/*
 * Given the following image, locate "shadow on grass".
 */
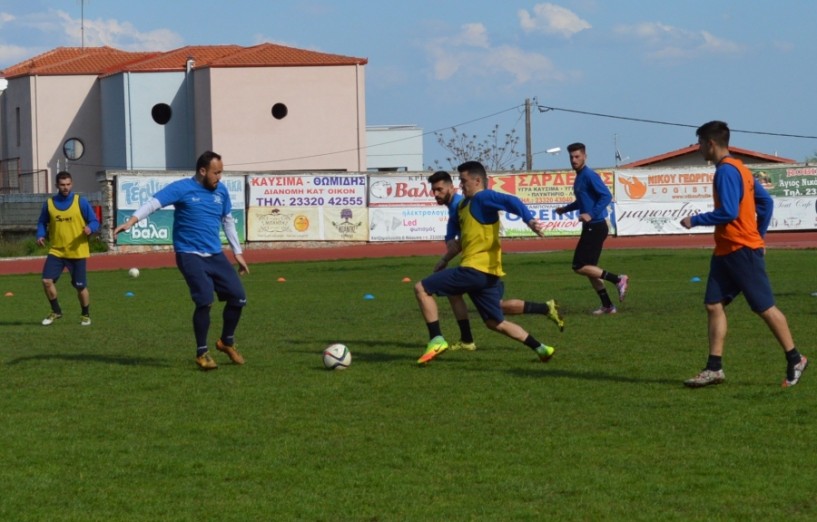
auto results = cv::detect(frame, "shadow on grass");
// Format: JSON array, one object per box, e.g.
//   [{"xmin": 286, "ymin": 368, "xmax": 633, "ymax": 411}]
[
  {"xmin": 5, "ymin": 354, "xmax": 170, "ymax": 367},
  {"xmin": 506, "ymin": 366, "xmax": 679, "ymax": 385}
]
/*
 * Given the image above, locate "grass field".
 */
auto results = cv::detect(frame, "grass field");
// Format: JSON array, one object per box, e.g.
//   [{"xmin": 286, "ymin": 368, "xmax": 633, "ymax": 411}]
[{"xmin": 1, "ymin": 248, "xmax": 816, "ymax": 521}]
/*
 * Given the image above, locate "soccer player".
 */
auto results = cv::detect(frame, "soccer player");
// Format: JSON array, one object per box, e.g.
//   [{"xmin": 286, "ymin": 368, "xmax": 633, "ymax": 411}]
[
  {"xmin": 416, "ymin": 161, "xmax": 556, "ymax": 365},
  {"xmin": 428, "ymin": 170, "xmax": 564, "ymax": 353},
  {"xmin": 114, "ymin": 151, "xmax": 249, "ymax": 371},
  {"xmin": 556, "ymin": 142, "xmax": 629, "ymax": 315},
  {"xmin": 680, "ymin": 120, "xmax": 808, "ymax": 388},
  {"xmin": 36, "ymin": 171, "xmax": 100, "ymax": 326}
]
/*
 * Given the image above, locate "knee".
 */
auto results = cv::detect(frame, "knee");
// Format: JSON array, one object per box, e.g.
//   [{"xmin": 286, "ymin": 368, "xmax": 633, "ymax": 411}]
[{"xmin": 414, "ymin": 281, "xmax": 427, "ymax": 297}]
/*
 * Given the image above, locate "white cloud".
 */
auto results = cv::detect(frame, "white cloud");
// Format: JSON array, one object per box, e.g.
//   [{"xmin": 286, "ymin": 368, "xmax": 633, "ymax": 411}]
[
  {"xmin": 518, "ymin": 3, "xmax": 591, "ymax": 38},
  {"xmin": 615, "ymin": 21, "xmax": 742, "ymax": 61},
  {"xmin": 0, "ymin": 43, "xmax": 33, "ymax": 66},
  {"xmin": 0, "ymin": 12, "xmax": 16, "ymax": 25},
  {"xmin": 55, "ymin": 10, "xmax": 182, "ymax": 51},
  {"xmin": 425, "ymin": 23, "xmax": 568, "ymax": 86}
]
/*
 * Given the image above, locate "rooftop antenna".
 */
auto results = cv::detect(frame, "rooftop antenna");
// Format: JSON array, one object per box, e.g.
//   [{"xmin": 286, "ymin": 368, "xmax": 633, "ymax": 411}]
[{"xmin": 79, "ymin": 0, "xmax": 86, "ymax": 48}]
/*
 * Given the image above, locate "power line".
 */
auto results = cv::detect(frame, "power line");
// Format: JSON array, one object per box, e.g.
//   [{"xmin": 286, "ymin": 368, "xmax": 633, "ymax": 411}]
[{"xmin": 537, "ymin": 104, "xmax": 817, "ymax": 140}]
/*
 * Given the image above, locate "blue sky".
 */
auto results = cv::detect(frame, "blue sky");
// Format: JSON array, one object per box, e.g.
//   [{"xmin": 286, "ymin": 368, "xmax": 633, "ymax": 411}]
[{"xmin": 1, "ymin": 0, "xmax": 816, "ymax": 169}]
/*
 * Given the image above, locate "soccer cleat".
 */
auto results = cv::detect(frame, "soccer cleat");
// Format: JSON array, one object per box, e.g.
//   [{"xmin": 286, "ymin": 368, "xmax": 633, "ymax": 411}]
[
  {"xmin": 42, "ymin": 312, "xmax": 62, "ymax": 326},
  {"xmin": 592, "ymin": 305, "xmax": 617, "ymax": 315},
  {"xmin": 80, "ymin": 315, "xmax": 91, "ymax": 326},
  {"xmin": 683, "ymin": 369, "xmax": 725, "ymax": 388},
  {"xmin": 546, "ymin": 299, "xmax": 565, "ymax": 332},
  {"xmin": 616, "ymin": 275, "xmax": 630, "ymax": 302},
  {"xmin": 449, "ymin": 341, "xmax": 477, "ymax": 351},
  {"xmin": 216, "ymin": 339, "xmax": 245, "ymax": 365},
  {"xmin": 196, "ymin": 352, "xmax": 218, "ymax": 371},
  {"xmin": 535, "ymin": 344, "xmax": 555, "ymax": 363},
  {"xmin": 418, "ymin": 335, "xmax": 448, "ymax": 364},
  {"xmin": 782, "ymin": 355, "xmax": 809, "ymax": 388}
]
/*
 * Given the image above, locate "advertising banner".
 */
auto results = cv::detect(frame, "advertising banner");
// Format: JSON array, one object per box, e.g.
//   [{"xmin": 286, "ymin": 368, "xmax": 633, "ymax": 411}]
[
  {"xmin": 368, "ymin": 206, "xmax": 449, "ymax": 241},
  {"xmin": 750, "ymin": 166, "xmax": 817, "ymax": 232},
  {"xmin": 246, "ymin": 173, "xmax": 367, "ymax": 241},
  {"xmin": 115, "ymin": 175, "xmax": 246, "ymax": 245},
  {"xmin": 368, "ymin": 174, "xmax": 436, "ymax": 207},
  {"xmin": 491, "ymin": 170, "xmax": 614, "ymax": 203}
]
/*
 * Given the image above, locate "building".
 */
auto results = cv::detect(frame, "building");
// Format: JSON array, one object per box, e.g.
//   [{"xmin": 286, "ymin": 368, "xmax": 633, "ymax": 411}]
[
  {"xmin": 620, "ymin": 144, "xmax": 795, "ymax": 169},
  {"xmin": 0, "ymin": 43, "xmax": 368, "ymax": 193},
  {"xmin": 365, "ymin": 125, "xmax": 423, "ymax": 172}
]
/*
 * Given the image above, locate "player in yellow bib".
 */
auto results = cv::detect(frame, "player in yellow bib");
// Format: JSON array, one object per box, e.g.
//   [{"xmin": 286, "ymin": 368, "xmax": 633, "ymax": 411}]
[
  {"xmin": 415, "ymin": 161, "xmax": 556, "ymax": 365},
  {"xmin": 36, "ymin": 171, "xmax": 100, "ymax": 326}
]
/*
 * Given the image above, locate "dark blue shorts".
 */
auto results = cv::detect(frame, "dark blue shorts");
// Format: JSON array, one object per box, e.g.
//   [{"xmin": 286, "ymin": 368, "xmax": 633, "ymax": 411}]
[
  {"xmin": 572, "ymin": 220, "xmax": 608, "ymax": 270},
  {"xmin": 42, "ymin": 255, "xmax": 87, "ymax": 289},
  {"xmin": 421, "ymin": 267, "xmax": 505, "ymax": 323},
  {"xmin": 705, "ymin": 247, "xmax": 774, "ymax": 313},
  {"xmin": 176, "ymin": 252, "xmax": 247, "ymax": 308}
]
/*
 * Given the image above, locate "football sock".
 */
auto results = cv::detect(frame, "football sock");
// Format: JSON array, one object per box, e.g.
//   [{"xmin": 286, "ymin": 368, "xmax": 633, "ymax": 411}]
[
  {"xmin": 785, "ymin": 348, "xmax": 802, "ymax": 380},
  {"xmin": 523, "ymin": 334, "xmax": 541, "ymax": 350},
  {"xmin": 81, "ymin": 305, "xmax": 89, "ymax": 316},
  {"xmin": 426, "ymin": 320, "xmax": 442, "ymax": 340},
  {"xmin": 457, "ymin": 319, "xmax": 474, "ymax": 343},
  {"xmin": 601, "ymin": 271, "xmax": 619, "ymax": 283},
  {"xmin": 193, "ymin": 305, "xmax": 211, "ymax": 349},
  {"xmin": 221, "ymin": 304, "xmax": 243, "ymax": 345},
  {"xmin": 523, "ymin": 301, "xmax": 548, "ymax": 314},
  {"xmin": 597, "ymin": 289, "xmax": 613, "ymax": 307},
  {"xmin": 196, "ymin": 346, "xmax": 209, "ymax": 357},
  {"xmin": 706, "ymin": 355, "xmax": 723, "ymax": 372},
  {"xmin": 49, "ymin": 298, "xmax": 61, "ymax": 314}
]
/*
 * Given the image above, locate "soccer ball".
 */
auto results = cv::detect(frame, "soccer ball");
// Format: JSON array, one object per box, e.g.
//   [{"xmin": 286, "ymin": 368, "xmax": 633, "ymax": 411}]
[
  {"xmin": 128, "ymin": 267, "xmax": 140, "ymax": 278},
  {"xmin": 323, "ymin": 343, "xmax": 351, "ymax": 370}
]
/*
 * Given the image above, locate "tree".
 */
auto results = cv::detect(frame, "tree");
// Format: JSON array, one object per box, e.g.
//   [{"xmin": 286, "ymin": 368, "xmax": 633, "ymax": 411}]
[{"xmin": 430, "ymin": 124, "xmax": 524, "ymax": 171}]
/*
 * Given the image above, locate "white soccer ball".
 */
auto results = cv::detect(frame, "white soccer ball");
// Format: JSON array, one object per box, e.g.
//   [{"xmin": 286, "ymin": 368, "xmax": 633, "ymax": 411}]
[
  {"xmin": 323, "ymin": 343, "xmax": 351, "ymax": 370},
  {"xmin": 128, "ymin": 267, "xmax": 140, "ymax": 278}
]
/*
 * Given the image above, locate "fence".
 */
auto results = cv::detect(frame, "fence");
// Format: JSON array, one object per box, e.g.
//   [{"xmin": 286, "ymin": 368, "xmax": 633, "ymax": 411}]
[{"xmin": 0, "ymin": 158, "xmax": 48, "ymax": 194}]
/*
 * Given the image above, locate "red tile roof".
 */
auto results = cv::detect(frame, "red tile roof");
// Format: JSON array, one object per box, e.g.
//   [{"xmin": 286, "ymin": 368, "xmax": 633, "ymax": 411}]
[
  {"xmin": 1, "ymin": 47, "xmax": 156, "ymax": 79},
  {"xmin": 2, "ymin": 44, "xmax": 368, "ymax": 79},
  {"xmin": 620, "ymin": 144, "xmax": 795, "ymax": 168}
]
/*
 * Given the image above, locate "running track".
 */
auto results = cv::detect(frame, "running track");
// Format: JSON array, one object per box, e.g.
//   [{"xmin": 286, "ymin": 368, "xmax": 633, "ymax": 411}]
[{"xmin": 2, "ymin": 232, "xmax": 815, "ymax": 276}]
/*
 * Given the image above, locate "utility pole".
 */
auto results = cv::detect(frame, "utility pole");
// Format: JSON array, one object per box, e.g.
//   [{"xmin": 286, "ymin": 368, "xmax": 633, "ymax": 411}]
[{"xmin": 525, "ymin": 98, "xmax": 532, "ymax": 171}]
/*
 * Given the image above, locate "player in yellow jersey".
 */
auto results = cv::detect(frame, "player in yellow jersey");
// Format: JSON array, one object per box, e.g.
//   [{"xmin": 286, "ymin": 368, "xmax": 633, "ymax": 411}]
[
  {"xmin": 36, "ymin": 171, "xmax": 100, "ymax": 326},
  {"xmin": 416, "ymin": 161, "xmax": 556, "ymax": 365}
]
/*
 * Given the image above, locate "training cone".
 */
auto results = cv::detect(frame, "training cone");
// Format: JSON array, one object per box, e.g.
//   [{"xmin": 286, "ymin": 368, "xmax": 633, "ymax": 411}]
[
  {"xmin": 4, "ymin": 291, "xmax": 13, "ymax": 297},
  {"xmin": 363, "ymin": 294, "xmax": 375, "ymax": 300},
  {"xmin": 125, "ymin": 291, "xmax": 135, "ymax": 297},
  {"xmin": 690, "ymin": 276, "xmax": 701, "ymax": 282},
  {"xmin": 277, "ymin": 277, "xmax": 286, "ymax": 283},
  {"xmin": 401, "ymin": 277, "xmax": 411, "ymax": 283}
]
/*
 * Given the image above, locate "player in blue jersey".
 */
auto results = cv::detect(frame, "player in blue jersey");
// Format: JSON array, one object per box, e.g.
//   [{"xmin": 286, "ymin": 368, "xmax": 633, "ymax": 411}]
[
  {"xmin": 114, "ymin": 151, "xmax": 249, "ymax": 371},
  {"xmin": 36, "ymin": 171, "xmax": 100, "ymax": 326},
  {"xmin": 417, "ymin": 162, "xmax": 557, "ymax": 365},
  {"xmin": 556, "ymin": 143, "xmax": 629, "ymax": 315},
  {"xmin": 427, "ymin": 170, "xmax": 564, "ymax": 353}
]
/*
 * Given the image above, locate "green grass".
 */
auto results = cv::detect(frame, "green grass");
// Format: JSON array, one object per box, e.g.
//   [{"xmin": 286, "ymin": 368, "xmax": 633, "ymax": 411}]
[{"xmin": 1, "ymin": 249, "xmax": 816, "ymax": 521}]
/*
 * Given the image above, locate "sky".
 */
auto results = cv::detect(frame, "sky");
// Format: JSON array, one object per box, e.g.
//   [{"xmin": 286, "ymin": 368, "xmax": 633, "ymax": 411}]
[{"xmin": 1, "ymin": 0, "xmax": 816, "ymax": 170}]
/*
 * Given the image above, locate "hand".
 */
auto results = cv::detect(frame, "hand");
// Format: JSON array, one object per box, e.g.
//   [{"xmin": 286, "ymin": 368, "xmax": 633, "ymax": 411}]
[
  {"xmin": 36, "ymin": 237, "xmax": 46, "ymax": 247},
  {"xmin": 235, "ymin": 254, "xmax": 250, "ymax": 275},
  {"xmin": 83, "ymin": 226, "xmax": 92, "ymax": 236},
  {"xmin": 434, "ymin": 257, "xmax": 448, "ymax": 272},
  {"xmin": 527, "ymin": 218, "xmax": 545, "ymax": 238},
  {"xmin": 579, "ymin": 213, "xmax": 592, "ymax": 223},
  {"xmin": 555, "ymin": 207, "xmax": 565, "ymax": 215},
  {"xmin": 680, "ymin": 217, "xmax": 693, "ymax": 229}
]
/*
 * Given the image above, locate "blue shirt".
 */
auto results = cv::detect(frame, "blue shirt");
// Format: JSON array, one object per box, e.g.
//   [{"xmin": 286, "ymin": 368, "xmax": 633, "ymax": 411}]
[
  {"xmin": 444, "ymin": 193, "xmax": 464, "ymax": 242},
  {"xmin": 37, "ymin": 191, "xmax": 100, "ymax": 238},
  {"xmin": 563, "ymin": 165, "xmax": 612, "ymax": 223},
  {"xmin": 451, "ymin": 189, "xmax": 534, "ymax": 237},
  {"xmin": 153, "ymin": 177, "xmax": 232, "ymax": 254},
  {"xmin": 690, "ymin": 159, "xmax": 773, "ymax": 236}
]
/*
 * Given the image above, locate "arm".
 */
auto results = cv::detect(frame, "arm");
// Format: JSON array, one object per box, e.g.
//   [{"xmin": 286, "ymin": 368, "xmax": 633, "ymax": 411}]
[
  {"xmin": 113, "ymin": 197, "xmax": 162, "ymax": 236},
  {"xmin": 589, "ymin": 174, "xmax": 613, "ymax": 219},
  {"xmin": 435, "ymin": 238, "xmax": 462, "ymax": 272},
  {"xmin": 754, "ymin": 179, "xmax": 773, "ymax": 236},
  {"xmin": 36, "ymin": 202, "xmax": 50, "ymax": 246},
  {"xmin": 477, "ymin": 191, "xmax": 544, "ymax": 237},
  {"xmin": 222, "ymin": 214, "xmax": 249, "ymax": 275},
  {"xmin": 79, "ymin": 198, "xmax": 100, "ymax": 235},
  {"xmin": 690, "ymin": 167, "xmax": 742, "ymax": 228}
]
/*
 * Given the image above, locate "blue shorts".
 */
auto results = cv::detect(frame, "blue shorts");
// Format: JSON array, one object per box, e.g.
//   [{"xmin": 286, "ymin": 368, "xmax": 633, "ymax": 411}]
[
  {"xmin": 705, "ymin": 247, "xmax": 774, "ymax": 313},
  {"xmin": 176, "ymin": 252, "xmax": 247, "ymax": 308},
  {"xmin": 572, "ymin": 220, "xmax": 608, "ymax": 270},
  {"xmin": 42, "ymin": 255, "xmax": 87, "ymax": 289},
  {"xmin": 421, "ymin": 267, "xmax": 505, "ymax": 323}
]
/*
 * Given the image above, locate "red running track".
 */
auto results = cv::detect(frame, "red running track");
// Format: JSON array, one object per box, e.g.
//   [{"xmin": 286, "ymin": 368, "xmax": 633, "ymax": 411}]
[{"xmin": 1, "ymin": 232, "xmax": 816, "ymax": 276}]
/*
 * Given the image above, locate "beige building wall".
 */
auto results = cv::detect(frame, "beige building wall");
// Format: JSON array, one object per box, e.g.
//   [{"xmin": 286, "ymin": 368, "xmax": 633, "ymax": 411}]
[{"xmin": 198, "ymin": 65, "xmax": 366, "ymax": 171}]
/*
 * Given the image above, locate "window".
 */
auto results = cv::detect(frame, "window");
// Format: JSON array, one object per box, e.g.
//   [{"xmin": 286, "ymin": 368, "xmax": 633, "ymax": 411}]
[
  {"xmin": 15, "ymin": 107, "xmax": 20, "ymax": 147},
  {"xmin": 151, "ymin": 103, "xmax": 172, "ymax": 125},
  {"xmin": 63, "ymin": 138, "xmax": 85, "ymax": 160},
  {"xmin": 271, "ymin": 103, "xmax": 288, "ymax": 120}
]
